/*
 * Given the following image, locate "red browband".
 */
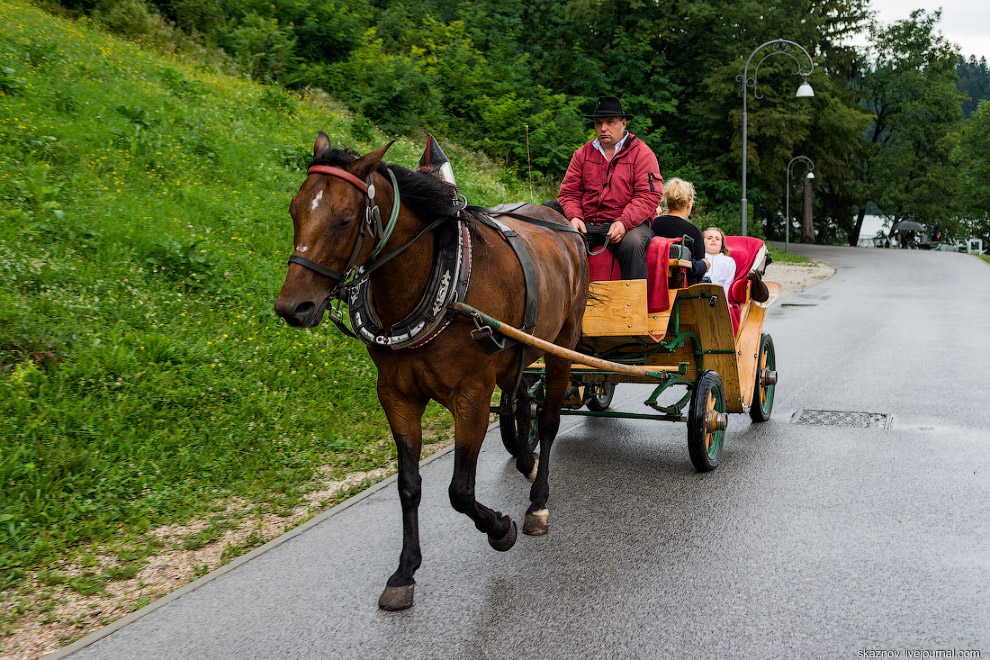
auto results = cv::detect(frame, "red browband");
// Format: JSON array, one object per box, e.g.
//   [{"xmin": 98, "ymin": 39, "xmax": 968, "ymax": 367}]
[{"xmin": 307, "ymin": 165, "xmax": 369, "ymax": 193}]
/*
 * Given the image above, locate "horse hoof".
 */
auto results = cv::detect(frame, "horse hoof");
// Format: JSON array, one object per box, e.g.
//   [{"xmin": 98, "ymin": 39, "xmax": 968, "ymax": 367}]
[
  {"xmin": 523, "ymin": 509, "xmax": 549, "ymax": 536},
  {"xmin": 378, "ymin": 584, "xmax": 415, "ymax": 611},
  {"xmin": 526, "ymin": 458, "xmax": 540, "ymax": 482},
  {"xmin": 488, "ymin": 518, "xmax": 517, "ymax": 552}
]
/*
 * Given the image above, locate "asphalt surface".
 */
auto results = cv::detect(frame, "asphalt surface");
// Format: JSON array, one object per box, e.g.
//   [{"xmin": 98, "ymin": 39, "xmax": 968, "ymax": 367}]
[{"xmin": 54, "ymin": 245, "xmax": 990, "ymax": 660}]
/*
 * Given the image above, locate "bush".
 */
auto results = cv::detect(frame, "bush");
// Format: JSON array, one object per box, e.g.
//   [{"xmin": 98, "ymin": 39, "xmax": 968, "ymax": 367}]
[
  {"xmin": 92, "ymin": 0, "xmax": 176, "ymax": 50},
  {"xmin": 221, "ymin": 13, "xmax": 298, "ymax": 83}
]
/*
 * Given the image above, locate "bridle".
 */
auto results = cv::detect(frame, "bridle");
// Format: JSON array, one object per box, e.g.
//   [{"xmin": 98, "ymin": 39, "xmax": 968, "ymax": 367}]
[
  {"xmin": 286, "ymin": 165, "xmax": 401, "ymax": 291},
  {"xmin": 287, "ymin": 164, "xmax": 452, "ymax": 336}
]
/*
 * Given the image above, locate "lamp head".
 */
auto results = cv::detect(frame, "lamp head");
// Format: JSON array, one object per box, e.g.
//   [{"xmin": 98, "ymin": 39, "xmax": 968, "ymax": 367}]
[
  {"xmin": 796, "ymin": 81, "xmax": 815, "ymax": 98},
  {"xmin": 806, "ymin": 171, "xmax": 815, "ymax": 179}
]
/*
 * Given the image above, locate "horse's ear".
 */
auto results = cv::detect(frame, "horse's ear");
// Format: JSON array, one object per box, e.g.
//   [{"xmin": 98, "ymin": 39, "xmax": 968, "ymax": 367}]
[
  {"xmin": 313, "ymin": 131, "xmax": 332, "ymax": 161},
  {"xmin": 349, "ymin": 141, "xmax": 395, "ymax": 179}
]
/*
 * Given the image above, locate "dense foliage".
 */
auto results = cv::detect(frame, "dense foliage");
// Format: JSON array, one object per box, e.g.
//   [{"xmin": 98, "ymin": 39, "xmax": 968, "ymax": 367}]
[
  {"xmin": 44, "ymin": 0, "xmax": 990, "ymax": 245},
  {"xmin": 958, "ymin": 55, "xmax": 990, "ymax": 119}
]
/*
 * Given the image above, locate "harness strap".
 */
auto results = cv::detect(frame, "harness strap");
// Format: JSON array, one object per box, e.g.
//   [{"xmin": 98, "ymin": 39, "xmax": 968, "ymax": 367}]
[
  {"xmin": 287, "ymin": 254, "xmax": 344, "ymax": 281},
  {"xmin": 466, "ymin": 204, "xmax": 609, "ymax": 258},
  {"xmin": 307, "ymin": 165, "xmax": 368, "ymax": 193},
  {"xmin": 470, "ymin": 211, "xmax": 542, "ymax": 412},
  {"xmin": 472, "ymin": 214, "xmax": 538, "ymax": 332},
  {"xmin": 369, "ymin": 168, "xmax": 401, "ymax": 260},
  {"xmin": 349, "ymin": 218, "xmax": 447, "ymax": 287},
  {"xmin": 465, "ymin": 205, "xmax": 583, "ymax": 236}
]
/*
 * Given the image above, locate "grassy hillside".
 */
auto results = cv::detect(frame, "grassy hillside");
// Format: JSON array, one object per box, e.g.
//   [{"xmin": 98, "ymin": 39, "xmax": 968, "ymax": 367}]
[{"xmin": 0, "ymin": 0, "xmax": 538, "ymax": 628}]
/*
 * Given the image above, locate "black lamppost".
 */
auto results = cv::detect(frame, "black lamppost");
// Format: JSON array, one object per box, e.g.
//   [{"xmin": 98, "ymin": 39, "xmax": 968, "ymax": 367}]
[
  {"xmin": 738, "ymin": 39, "xmax": 815, "ymax": 236},
  {"xmin": 785, "ymin": 156, "xmax": 815, "ymax": 252}
]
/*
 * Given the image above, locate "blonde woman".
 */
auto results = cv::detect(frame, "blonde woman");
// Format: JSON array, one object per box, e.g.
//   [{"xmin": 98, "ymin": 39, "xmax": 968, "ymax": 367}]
[{"xmin": 650, "ymin": 178, "xmax": 708, "ymax": 284}]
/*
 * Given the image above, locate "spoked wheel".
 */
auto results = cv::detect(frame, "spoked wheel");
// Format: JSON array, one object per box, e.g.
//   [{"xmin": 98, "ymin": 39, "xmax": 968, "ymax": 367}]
[
  {"xmin": 687, "ymin": 370, "xmax": 727, "ymax": 472},
  {"xmin": 584, "ymin": 380, "xmax": 616, "ymax": 412},
  {"xmin": 749, "ymin": 333, "xmax": 777, "ymax": 422},
  {"xmin": 498, "ymin": 376, "xmax": 543, "ymax": 457}
]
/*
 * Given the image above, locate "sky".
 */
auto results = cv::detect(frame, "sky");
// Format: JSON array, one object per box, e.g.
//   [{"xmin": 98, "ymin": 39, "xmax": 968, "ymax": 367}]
[{"xmin": 868, "ymin": 0, "xmax": 990, "ymax": 61}]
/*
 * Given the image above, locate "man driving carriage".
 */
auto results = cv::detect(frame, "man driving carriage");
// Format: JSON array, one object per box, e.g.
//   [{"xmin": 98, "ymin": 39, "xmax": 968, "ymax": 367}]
[{"xmin": 558, "ymin": 96, "xmax": 663, "ymax": 280}]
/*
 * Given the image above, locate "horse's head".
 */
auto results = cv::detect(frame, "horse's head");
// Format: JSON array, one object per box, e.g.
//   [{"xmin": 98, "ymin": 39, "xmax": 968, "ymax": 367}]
[{"xmin": 274, "ymin": 133, "xmax": 393, "ymax": 328}]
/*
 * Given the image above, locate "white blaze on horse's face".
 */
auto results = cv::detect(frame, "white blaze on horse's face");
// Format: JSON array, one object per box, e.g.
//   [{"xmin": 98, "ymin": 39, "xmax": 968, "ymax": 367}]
[
  {"xmin": 309, "ymin": 189, "xmax": 323, "ymax": 211},
  {"xmin": 296, "ymin": 244, "xmax": 309, "ymax": 253}
]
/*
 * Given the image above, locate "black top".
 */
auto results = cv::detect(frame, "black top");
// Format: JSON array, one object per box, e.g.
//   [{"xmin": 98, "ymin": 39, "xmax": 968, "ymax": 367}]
[{"xmin": 650, "ymin": 214, "xmax": 708, "ymax": 283}]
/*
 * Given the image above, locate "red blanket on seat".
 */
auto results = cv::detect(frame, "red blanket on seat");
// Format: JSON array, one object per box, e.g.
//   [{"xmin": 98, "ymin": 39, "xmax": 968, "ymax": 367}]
[
  {"xmin": 588, "ymin": 236, "xmax": 681, "ymax": 313},
  {"xmin": 723, "ymin": 236, "xmax": 767, "ymax": 332}
]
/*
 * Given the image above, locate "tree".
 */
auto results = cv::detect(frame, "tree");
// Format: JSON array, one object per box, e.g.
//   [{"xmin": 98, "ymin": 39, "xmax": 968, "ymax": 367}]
[
  {"xmin": 850, "ymin": 11, "xmax": 966, "ymax": 243},
  {"xmin": 957, "ymin": 55, "xmax": 990, "ymax": 118},
  {"xmin": 651, "ymin": 0, "xmax": 871, "ymax": 237},
  {"xmin": 951, "ymin": 100, "xmax": 990, "ymax": 245}
]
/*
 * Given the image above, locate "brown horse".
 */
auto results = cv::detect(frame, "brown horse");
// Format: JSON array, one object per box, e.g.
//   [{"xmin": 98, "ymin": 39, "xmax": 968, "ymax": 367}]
[{"xmin": 274, "ymin": 132, "xmax": 588, "ymax": 610}]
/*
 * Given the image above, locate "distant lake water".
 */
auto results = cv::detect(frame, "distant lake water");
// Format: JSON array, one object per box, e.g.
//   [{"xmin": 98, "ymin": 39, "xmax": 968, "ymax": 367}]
[
  {"xmin": 859, "ymin": 215, "xmax": 887, "ymax": 241},
  {"xmin": 854, "ymin": 215, "xmax": 891, "ymax": 248}
]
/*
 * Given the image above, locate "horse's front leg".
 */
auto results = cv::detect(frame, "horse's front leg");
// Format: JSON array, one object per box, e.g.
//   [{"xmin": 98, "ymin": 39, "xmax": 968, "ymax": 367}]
[
  {"xmin": 523, "ymin": 353, "xmax": 570, "ymax": 536},
  {"xmin": 448, "ymin": 386, "xmax": 517, "ymax": 551},
  {"xmin": 377, "ymin": 391, "xmax": 428, "ymax": 611}
]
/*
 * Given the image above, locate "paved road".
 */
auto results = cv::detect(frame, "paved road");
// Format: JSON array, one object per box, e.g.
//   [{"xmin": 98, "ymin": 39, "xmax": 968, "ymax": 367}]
[{"xmin": 55, "ymin": 246, "xmax": 990, "ymax": 660}]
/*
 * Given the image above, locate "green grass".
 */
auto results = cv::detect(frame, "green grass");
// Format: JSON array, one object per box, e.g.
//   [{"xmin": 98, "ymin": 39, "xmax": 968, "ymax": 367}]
[
  {"xmin": 768, "ymin": 247, "xmax": 813, "ymax": 264},
  {"xmin": 0, "ymin": 0, "xmax": 532, "ymax": 606}
]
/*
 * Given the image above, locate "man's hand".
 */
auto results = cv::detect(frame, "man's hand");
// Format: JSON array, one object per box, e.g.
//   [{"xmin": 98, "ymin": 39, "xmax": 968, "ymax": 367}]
[
  {"xmin": 570, "ymin": 217, "xmax": 587, "ymax": 234},
  {"xmin": 606, "ymin": 221, "xmax": 627, "ymax": 242}
]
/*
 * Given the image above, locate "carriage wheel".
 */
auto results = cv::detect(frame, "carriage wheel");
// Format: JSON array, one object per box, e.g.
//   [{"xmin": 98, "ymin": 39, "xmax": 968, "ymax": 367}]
[
  {"xmin": 584, "ymin": 381, "xmax": 616, "ymax": 412},
  {"xmin": 498, "ymin": 376, "xmax": 542, "ymax": 456},
  {"xmin": 687, "ymin": 370, "xmax": 727, "ymax": 472},
  {"xmin": 749, "ymin": 333, "xmax": 777, "ymax": 423}
]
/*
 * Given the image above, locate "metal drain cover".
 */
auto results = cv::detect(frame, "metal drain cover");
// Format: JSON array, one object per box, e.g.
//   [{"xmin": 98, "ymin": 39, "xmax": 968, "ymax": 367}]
[{"xmin": 791, "ymin": 409, "xmax": 892, "ymax": 428}]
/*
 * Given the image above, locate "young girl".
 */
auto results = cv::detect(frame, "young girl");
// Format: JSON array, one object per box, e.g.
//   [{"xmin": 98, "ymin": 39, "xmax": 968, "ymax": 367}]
[{"xmin": 702, "ymin": 227, "xmax": 736, "ymax": 295}]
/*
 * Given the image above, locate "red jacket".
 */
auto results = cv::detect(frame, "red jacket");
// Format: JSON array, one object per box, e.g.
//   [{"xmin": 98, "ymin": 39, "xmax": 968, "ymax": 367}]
[{"xmin": 558, "ymin": 132, "xmax": 663, "ymax": 231}]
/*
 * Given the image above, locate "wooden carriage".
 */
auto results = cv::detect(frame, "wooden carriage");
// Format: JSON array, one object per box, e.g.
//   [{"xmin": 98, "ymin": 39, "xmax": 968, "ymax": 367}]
[{"xmin": 490, "ymin": 234, "xmax": 781, "ymax": 472}]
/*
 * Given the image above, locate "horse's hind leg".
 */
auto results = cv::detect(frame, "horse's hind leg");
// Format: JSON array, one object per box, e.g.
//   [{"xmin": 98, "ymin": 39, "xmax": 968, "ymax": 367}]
[
  {"xmin": 448, "ymin": 387, "xmax": 517, "ymax": 551},
  {"xmin": 509, "ymin": 377, "xmax": 538, "ymax": 481},
  {"xmin": 523, "ymin": 353, "xmax": 570, "ymax": 536},
  {"xmin": 377, "ymin": 392, "xmax": 428, "ymax": 611}
]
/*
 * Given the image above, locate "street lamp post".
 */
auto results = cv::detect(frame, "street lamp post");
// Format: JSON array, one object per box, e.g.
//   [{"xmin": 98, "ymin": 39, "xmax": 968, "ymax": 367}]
[
  {"xmin": 785, "ymin": 156, "xmax": 815, "ymax": 252},
  {"xmin": 738, "ymin": 39, "xmax": 815, "ymax": 236}
]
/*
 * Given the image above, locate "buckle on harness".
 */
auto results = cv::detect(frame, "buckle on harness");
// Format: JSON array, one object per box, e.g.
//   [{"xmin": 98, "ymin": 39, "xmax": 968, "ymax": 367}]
[
  {"xmin": 328, "ymin": 297, "xmax": 347, "ymax": 326},
  {"xmin": 470, "ymin": 324, "xmax": 507, "ymax": 354}
]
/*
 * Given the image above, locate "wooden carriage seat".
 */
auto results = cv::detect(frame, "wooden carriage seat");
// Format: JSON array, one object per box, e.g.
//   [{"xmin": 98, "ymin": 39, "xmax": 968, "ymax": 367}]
[
  {"xmin": 587, "ymin": 236, "xmax": 686, "ymax": 313},
  {"xmin": 724, "ymin": 236, "xmax": 768, "ymax": 333}
]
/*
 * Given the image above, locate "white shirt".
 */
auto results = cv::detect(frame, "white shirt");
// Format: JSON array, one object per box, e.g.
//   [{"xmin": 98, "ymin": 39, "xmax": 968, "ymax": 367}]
[
  {"xmin": 706, "ymin": 252, "xmax": 736, "ymax": 296},
  {"xmin": 592, "ymin": 131, "xmax": 630, "ymax": 160}
]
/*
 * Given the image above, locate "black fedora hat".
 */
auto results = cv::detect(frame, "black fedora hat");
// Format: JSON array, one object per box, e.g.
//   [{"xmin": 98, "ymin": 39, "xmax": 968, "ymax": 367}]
[{"xmin": 584, "ymin": 96, "xmax": 635, "ymax": 120}]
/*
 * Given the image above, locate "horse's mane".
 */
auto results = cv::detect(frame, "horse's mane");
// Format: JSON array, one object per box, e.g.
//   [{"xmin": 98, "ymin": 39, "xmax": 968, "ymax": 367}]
[{"xmin": 309, "ymin": 147, "xmax": 459, "ymax": 219}]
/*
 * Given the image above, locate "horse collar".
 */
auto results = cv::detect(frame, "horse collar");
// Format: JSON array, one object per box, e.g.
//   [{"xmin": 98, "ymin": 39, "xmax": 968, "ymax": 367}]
[{"xmin": 347, "ymin": 220, "xmax": 472, "ymax": 350}]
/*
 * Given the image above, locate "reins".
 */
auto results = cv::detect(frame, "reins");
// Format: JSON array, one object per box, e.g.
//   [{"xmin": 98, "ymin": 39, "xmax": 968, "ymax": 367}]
[{"xmin": 465, "ymin": 205, "xmax": 610, "ymax": 256}]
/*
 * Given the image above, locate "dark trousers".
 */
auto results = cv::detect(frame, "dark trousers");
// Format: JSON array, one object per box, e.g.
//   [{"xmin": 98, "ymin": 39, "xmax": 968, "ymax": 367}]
[{"xmin": 585, "ymin": 222, "xmax": 653, "ymax": 280}]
